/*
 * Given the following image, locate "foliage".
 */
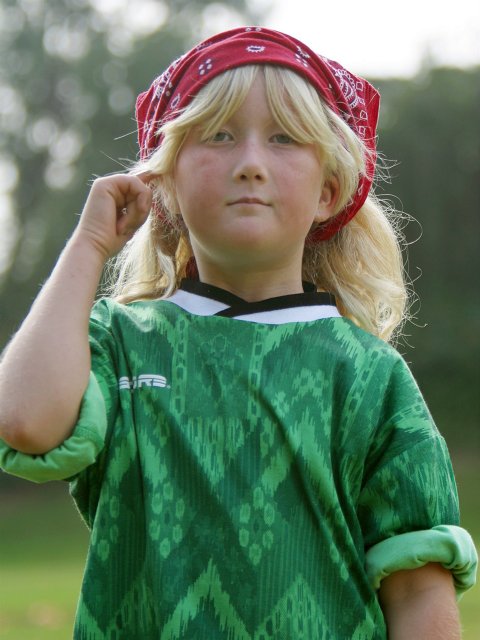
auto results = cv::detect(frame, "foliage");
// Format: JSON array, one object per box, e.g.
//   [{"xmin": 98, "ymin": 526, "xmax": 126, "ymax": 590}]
[
  {"xmin": 0, "ymin": 0, "xmax": 257, "ymax": 336},
  {"xmin": 374, "ymin": 66, "xmax": 480, "ymax": 449}
]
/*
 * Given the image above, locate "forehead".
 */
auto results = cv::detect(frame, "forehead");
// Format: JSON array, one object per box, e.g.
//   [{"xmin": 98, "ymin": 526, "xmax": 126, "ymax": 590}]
[{"xmin": 191, "ymin": 69, "xmax": 299, "ymax": 129}]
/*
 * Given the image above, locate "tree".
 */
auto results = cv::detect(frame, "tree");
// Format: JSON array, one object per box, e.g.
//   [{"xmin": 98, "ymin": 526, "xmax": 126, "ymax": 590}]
[
  {"xmin": 374, "ymin": 66, "xmax": 480, "ymax": 449},
  {"xmin": 0, "ymin": 0, "xmax": 259, "ymax": 343}
]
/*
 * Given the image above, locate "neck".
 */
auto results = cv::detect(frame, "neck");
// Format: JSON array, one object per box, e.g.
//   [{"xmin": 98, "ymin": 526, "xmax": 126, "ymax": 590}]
[{"xmin": 195, "ymin": 263, "xmax": 306, "ymax": 302}]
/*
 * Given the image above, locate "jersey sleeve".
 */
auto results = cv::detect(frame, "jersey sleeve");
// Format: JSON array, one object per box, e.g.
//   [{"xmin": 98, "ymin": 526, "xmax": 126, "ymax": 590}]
[
  {"xmin": 365, "ymin": 525, "xmax": 477, "ymax": 597},
  {"xmin": 357, "ymin": 357, "xmax": 477, "ymax": 597},
  {"xmin": 0, "ymin": 299, "xmax": 119, "ymax": 484}
]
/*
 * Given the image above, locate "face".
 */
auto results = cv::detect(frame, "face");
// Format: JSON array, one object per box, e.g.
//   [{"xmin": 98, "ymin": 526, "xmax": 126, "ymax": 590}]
[{"xmin": 173, "ymin": 74, "xmax": 338, "ymax": 283}]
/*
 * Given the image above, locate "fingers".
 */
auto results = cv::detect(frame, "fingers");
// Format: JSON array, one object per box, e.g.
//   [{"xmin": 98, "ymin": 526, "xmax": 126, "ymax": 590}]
[
  {"xmin": 87, "ymin": 173, "xmax": 151, "ymax": 217},
  {"xmin": 115, "ymin": 180, "xmax": 153, "ymax": 237},
  {"xmin": 116, "ymin": 186, "xmax": 152, "ymax": 218},
  {"xmin": 77, "ymin": 172, "xmax": 157, "ymax": 257},
  {"xmin": 135, "ymin": 170, "xmax": 155, "ymax": 184}
]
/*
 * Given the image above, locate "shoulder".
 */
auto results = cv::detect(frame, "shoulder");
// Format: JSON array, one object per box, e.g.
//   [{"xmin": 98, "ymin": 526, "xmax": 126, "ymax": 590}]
[
  {"xmin": 336, "ymin": 324, "xmax": 440, "ymax": 468},
  {"xmin": 90, "ymin": 296, "xmax": 179, "ymax": 332},
  {"xmin": 327, "ymin": 319, "xmax": 433, "ymax": 434},
  {"xmin": 327, "ymin": 318, "xmax": 408, "ymax": 375}
]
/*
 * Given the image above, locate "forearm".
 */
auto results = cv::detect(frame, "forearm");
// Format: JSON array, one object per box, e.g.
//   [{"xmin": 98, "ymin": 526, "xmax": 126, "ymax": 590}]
[
  {"xmin": 0, "ymin": 173, "xmax": 152, "ymax": 454},
  {"xmin": 0, "ymin": 235, "xmax": 106, "ymax": 453},
  {"xmin": 380, "ymin": 564, "xmax": 461, "ymax": 640},
  {"xmin": 383, "ymin": 588, "xmax": 460, "ymax": 640}
]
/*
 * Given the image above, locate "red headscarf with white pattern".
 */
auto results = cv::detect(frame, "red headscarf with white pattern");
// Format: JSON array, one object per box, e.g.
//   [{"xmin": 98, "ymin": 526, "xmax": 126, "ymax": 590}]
[{"xmin": 135, "ymin": 27, "xmax": 380, "ymax": 241}]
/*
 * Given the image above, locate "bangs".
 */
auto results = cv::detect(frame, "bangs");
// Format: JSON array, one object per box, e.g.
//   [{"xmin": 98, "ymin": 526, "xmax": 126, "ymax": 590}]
[
  {"xmin": 160, "ymin": 64, "xmax": 334, "ymax": 150},
  {"xmin": 159, "ymin": 66, "xmax": 259, "ymax": 141},
  {"xmin": 264, "ymin": 66, "xmax": 333, "ymax": 148}
]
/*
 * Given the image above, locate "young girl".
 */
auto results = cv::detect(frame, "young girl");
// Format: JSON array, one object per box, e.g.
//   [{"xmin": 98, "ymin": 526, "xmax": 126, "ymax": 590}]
[{"xmin": 0, "ymin": 27, "xmax": 476, "ymax": 639}]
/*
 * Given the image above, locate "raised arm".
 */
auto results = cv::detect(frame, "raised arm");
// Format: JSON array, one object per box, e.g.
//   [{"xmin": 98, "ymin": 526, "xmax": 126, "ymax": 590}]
[
  {"xmin": 0, "ymin": 174, "xmax": 152, "ymax": 454},
  {"xmin": 379, "ymin": 562, "xmax": 461, "ymax": 640}
]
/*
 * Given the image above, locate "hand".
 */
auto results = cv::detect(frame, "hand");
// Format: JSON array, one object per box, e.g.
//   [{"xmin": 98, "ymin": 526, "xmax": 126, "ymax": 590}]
[{"xmin": 73, "ymin": 173, "xmax": 153, "ymax": 260}]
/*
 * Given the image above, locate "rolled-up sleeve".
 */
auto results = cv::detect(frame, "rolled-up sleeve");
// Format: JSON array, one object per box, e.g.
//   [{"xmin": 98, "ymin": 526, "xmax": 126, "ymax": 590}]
[
  {"xmin": 366, "ymin": 524, "xmax": 477, "ymax": 597},
  {"xmin": 357, "ymin": 356, "xmax": 478, "ymax": 598}
]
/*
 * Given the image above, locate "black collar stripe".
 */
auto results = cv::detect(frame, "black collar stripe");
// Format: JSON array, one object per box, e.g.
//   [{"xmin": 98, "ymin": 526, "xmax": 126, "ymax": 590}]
[{"xmin": 179, "ymin": 279, "xmax": 246, "ymax": 307}]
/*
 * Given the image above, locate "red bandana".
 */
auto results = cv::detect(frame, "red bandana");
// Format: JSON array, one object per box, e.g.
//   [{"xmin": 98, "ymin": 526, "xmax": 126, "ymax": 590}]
[{"xmin": 135, "ymin": 27, "xmax": 380, "ymax": 241}]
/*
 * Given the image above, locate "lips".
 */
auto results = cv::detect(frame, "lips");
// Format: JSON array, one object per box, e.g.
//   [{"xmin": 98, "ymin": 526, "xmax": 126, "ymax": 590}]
[{"xmin": 229, "ymin": 197, "xmax": 269, "ymax": 206}]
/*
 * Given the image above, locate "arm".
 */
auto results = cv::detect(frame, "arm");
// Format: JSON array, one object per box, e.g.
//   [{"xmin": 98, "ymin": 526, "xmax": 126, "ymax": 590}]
[
  {"xmin": 0, "ymin": 173, "xmax": 152, "ymax": 454},
  {"xmin": 379, "ymin": 562, "xmax": 461, "ymax": 640}
]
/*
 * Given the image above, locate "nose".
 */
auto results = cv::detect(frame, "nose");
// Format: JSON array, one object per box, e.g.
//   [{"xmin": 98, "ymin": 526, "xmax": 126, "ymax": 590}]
[{"xmin": 233, "ymin": 138, "xmax": 267, "ymax": 182}]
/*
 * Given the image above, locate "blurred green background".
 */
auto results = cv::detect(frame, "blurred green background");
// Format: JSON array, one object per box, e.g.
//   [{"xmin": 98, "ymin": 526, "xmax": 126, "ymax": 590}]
[{"xmin": 0, "ymin": 0, "xmax": 478, "ymax": 637}]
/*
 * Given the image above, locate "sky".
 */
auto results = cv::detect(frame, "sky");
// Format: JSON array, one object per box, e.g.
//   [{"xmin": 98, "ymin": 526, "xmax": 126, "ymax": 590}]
[{"xmin": 250, "ymin": 0, "xmax": 480, "ymax": 77}]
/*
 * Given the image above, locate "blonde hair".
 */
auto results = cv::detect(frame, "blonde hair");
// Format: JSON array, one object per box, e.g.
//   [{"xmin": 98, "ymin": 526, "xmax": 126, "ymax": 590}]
[{"xmin": 106, "ymin": 65, "xmax": 410, "ymax": 343}]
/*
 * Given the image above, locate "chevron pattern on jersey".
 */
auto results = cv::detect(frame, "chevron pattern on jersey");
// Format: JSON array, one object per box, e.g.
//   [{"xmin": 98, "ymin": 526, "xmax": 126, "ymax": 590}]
[{"xmin": 70, "ymin": 298, "xmax": 459, "ymax": 639}]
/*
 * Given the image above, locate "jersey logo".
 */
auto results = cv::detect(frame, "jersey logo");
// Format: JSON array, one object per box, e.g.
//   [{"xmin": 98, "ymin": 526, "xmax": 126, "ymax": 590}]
[{"xmin": 118, "ymin": 374, "xmax": 169, "ymax": 390}]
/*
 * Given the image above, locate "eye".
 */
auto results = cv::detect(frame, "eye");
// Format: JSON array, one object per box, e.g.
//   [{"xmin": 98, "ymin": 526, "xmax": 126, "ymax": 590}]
[
  {"xmin": 208, "ymin": 130, "xmax": 232, "ymax": 143},
  {"xmin": 271, "ymin": 133, "xmax": 295, "ymax": 144}
]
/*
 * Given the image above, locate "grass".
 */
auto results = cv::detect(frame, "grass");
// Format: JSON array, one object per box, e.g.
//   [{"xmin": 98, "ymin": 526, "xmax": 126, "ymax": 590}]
[
  {"xmin": 453, "ymin": 454, "xmax": 480, "ymax": 639},
  {"xmin": 0, "ymin": 481, "xmax": 88, "ymax": 639},
  {"xmin": 0, "ymin": 454, "xmax": 478, "ymax": 639},
  {"xmin": 1, "ymin": 565, "xmax": 83, "ymax": 639}
]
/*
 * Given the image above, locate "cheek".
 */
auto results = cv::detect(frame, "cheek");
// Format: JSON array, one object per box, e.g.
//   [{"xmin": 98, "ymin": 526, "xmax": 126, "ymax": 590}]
[{"xmin": 178, "ymin": 148, "xmax": 216, "ymax": 182}]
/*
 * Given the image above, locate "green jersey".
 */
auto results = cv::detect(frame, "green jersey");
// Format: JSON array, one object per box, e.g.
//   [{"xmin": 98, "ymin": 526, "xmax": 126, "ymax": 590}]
[{"xmin": 0, "ymin": 281, "xmax": 476, "ymax": 639}]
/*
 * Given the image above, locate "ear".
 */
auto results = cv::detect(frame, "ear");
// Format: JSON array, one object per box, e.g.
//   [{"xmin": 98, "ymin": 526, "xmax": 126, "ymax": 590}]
[{"xmin": 314, "ymin": 176, "xmax": 340, "ymax": 223}]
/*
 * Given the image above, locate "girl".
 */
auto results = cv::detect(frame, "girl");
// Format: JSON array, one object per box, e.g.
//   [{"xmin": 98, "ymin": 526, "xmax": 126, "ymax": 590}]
[{"xmin": 0, "ymin": 27, "xmax": 476, "ymax": 639}]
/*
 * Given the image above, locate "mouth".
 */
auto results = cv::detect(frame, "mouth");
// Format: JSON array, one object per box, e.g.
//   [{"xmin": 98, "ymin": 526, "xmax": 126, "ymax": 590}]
[{"xmin": 229, "ymin": 197, "xmax": 270, "ymax": 206}]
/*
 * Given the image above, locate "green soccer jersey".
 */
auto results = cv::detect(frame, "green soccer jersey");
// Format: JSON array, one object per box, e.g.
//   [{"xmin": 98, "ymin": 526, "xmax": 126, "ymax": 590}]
[{"xmin": 0, "ymin": 281, "xmax": 477, "ymax": 639}]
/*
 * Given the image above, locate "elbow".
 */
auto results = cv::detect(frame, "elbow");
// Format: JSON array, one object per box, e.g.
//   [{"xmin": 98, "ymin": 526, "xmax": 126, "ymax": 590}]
[
  {"xmin": 0, "ymin": 389, "xmax": 82, "ymax": 454},
  {"xmin": 0, "ymin": 413, "xmax": 61, "ymax": 455}
]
